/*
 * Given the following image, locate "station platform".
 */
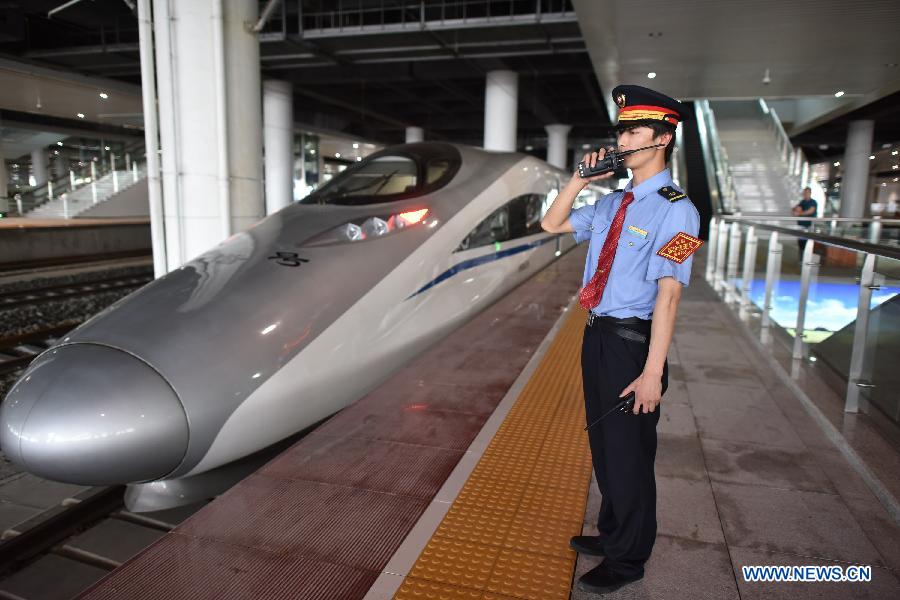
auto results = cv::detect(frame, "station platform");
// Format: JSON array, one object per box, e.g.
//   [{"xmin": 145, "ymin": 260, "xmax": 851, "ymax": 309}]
[
  {"xmin": 73, "ymin": 245, "xmax": 900, "ymax": 600},
  {"xmin": 0, "ymin": 217, "xmax": 151, "ymax": 271}
]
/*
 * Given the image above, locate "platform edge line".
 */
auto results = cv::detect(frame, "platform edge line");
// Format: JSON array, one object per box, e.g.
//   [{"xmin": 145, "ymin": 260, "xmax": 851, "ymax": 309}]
[{"xmin": 361, "ymin": 294, "xmax": 580, "ymax": 600}]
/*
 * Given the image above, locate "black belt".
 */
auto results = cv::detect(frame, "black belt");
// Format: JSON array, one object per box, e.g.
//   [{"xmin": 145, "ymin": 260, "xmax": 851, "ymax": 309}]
[{"xmin": 586, "ymin": 313, "xmax": 650, "ymax": 344}]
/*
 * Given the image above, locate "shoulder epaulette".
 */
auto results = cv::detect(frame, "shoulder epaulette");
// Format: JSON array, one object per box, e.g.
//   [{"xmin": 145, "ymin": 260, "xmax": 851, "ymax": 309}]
[{"xmin": 658, "ymin": 186, "xmax": 686, "ymax": 202}]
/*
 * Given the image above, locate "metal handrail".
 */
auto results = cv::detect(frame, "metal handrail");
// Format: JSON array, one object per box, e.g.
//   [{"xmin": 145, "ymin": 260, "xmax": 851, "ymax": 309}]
[
  {"xmin": 717, "ymin": 216, "xmax": 900, "ymax": 260},
  {"xmin": 724, "ymin": 215, "xmax": 900, "ymax": 225}
]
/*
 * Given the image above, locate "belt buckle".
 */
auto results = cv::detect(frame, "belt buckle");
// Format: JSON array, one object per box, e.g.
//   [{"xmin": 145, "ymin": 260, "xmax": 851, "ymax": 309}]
[{"xmin": 588, "ymin": 312, "xmax": 596, "ymax": 326}]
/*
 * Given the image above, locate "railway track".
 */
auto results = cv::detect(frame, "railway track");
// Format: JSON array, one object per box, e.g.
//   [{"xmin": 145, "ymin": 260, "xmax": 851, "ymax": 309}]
[
  {"xmin": 0, "ymin": 487, "xmax": 195, "ymax": 600},
  {"xmin": 0, "ymin": 326, "xmax": 77, "ymax": 377},
  {"xmin": 0, "ymin": 273, "xmax": 153, "ymax": 311}
]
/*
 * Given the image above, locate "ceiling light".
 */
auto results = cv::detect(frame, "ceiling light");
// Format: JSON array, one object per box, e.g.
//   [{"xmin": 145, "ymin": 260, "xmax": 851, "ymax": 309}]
[
  {"xmin": 356, "ymin": 156, "xmax": 362, "ymax": 161},
  {"xmin": 57, "ymin": 141, "xmax": 63, "ymax": 146},
  {"xmin": 882, "ymin": 182, "xmax": 887, "ymax": 187},
  {"xmin": 869, "ymin": 155, "xmax": 875, "ymax": 160},
  {"xmin": 893, "ymin": 165, "xmax": 899, "ymax": 170},
  {"xmin": 104, "ymin": 146, "xmax": 110, "ymax": 151},
  {"xmin": 834, "ymin": 90, "xmax": 845, "ymax": 98},
  {"xmin": 833, "ymin": 161, "xmax": 840, "ymax": 167},
  {"xmin": 893, "ymin": 150, "xmax": 898, "ymax": 156},
  {"xmin": 99, "ymin": 92, "xmax": 108, "ymax": 99},
  {"xmin": 647, "ymin": 72, "xmax": 657, "ymax": 79},
  {"xmin": 582, "ymin": 143, "xmax": 591, "ymax": 149},
  {"xmin": 334, "ymin": 152, "xmax": 341, "ymax": 158},
  {"xmin": 818, "ymin": 144, "xmax": 828, "ymax": 150},
  {"xmin": 352, "ymin": 142, "xmax": 359, "ymax": 149},
  {"xmin": 525, "ymin": 145, "xmax": 533, "ymax": 151},
  {"xmin": 894, "ymin": 178, "xmax": 899, "ymax": 182},
  {"xmin": 76, "ymin": 113, "xmax": 85, "ymax": 118}
]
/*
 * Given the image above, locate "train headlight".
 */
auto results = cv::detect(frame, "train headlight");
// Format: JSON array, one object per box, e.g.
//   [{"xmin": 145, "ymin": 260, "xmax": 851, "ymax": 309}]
[
  {"xmin": 303, "ymin": 208, "xmax": 431, "ymax": 246},
  {"xmin": 362, "ymin": 217, "xmax": 389, "ymax": 237},
  {"xmin": 340, "ymin": 222, "xmax": 364, "ymax": 241}
]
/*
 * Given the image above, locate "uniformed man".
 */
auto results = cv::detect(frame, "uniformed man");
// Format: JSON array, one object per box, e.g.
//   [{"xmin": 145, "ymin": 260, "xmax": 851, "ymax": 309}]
[{"xmin": 541, "ymin": 84, "xmax": 702, "ymax": 594}]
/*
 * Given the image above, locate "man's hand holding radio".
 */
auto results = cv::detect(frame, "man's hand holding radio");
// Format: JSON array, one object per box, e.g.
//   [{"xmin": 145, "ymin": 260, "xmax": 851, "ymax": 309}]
[{"xmin": 574, "ymin": 147, "xmax": 617, "ymax": 185}]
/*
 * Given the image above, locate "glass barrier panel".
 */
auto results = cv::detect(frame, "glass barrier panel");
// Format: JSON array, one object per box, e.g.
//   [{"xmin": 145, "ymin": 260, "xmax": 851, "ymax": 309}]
[{"xmin": 858, "ymin": 255, "xmax": 900, "ymax": 425}]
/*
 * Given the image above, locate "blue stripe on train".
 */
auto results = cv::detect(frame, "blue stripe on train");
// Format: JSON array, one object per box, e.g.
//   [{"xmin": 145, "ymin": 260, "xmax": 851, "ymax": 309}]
[{"xmin": 406, "ymin": 235, "xmax": 559, "ymax": 300}]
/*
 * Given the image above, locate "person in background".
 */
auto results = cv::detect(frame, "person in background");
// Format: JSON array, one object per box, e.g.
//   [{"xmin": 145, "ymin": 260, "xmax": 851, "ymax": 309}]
[{"xmin": 792, "ymin": 186, "xmax": 817, "ymax": 255}]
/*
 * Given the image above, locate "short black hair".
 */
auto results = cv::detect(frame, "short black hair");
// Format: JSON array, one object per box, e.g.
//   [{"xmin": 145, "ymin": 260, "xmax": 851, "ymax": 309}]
[
  {"xmin": 645, "ymin": 121, "xmax": 676, "ymax": 163},
  {"xmin": 615, "ymin": 121, "xmax": 676, "ymax": 162}
]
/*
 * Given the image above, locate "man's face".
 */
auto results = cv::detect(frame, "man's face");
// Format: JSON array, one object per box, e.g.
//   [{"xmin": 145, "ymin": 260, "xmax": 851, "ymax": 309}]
[
  {"xmin": 803, "ymin": 188, "xmax": 812, "ymax": 200},
  {"xmin": 616, "ymin": 125, "xmax": 668, "ymax": 169}
]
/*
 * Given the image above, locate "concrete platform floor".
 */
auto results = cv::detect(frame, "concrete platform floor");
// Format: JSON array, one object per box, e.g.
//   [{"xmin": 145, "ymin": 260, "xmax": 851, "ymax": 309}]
[{"xmin": 572, "ymin": 251, "xmax": 900, "ymax": 599}]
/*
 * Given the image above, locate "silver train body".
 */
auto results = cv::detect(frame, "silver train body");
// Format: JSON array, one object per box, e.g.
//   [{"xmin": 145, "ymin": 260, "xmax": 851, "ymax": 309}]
[{"xmin": 1, "ymin": 143, "xmax": 607, "ymax": 510}]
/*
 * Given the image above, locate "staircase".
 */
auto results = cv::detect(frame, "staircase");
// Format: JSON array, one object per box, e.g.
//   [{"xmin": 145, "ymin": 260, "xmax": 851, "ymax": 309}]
[
  {"xmin": 708, "ymin": 100, "xmax": 801, "ymax": 215},
  {"xmin": 25, "ymin": 167, "xmax": 147, "ymax": 219}
]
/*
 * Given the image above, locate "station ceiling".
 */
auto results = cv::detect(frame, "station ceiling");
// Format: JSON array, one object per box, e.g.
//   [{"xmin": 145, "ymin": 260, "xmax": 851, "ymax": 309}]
[
  {"xmin": 0, "ymin": 0, "xmax": 898, "ymax": 157},
  {"xmin": 0, "ymin": 0, "xmax": 613, "ymax": 152}
]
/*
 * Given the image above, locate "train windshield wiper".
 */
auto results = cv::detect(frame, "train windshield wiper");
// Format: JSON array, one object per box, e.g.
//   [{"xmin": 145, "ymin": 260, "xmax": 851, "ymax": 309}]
[{"xmin": 332, "ymin": 170, "xmax": 401, "ymax": 198}]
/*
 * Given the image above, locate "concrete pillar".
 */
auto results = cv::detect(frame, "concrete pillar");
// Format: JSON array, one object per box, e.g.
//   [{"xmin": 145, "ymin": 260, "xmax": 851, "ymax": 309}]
[
  {"xmin": 839, "ymin": 120, "xmax": 874, "ymax": 219},
  {"xmin": 0, "ymin": 141, "xmax": 8, "ymax": 215},
  {"xmin": 405, "ymin": 126, "xmax": 424, "ymax": 143},
  {"xmin": 263, "ymin": 80, "xmax": 293, "ymax": 215},
  {"xmin": 151, "ymin": 0, "xmax": 263, "ymax": 271},
  {"xmin": 483, "ymin": 70, "xmax": 518, "ymax": 152},
  {"xmin": 545, "ymin": 124, "xmax": 571, "ymax": 169},
  {"xmin": 31, "ymin": 149, "xmax": 49, "ymax": 187},
  {"xmin": 53, "ymin": 154, "xmax": 67, "ymax": 180}
]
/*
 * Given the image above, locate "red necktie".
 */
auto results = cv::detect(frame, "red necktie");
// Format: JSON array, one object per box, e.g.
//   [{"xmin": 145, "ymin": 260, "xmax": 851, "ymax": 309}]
[{"xmin": 579, "ymin": 191, "xmax": 634, "ymax": 310}]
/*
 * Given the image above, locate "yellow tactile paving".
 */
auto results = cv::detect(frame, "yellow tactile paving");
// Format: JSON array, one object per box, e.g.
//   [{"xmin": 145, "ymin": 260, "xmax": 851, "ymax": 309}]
[{"xmin": 394, "ymin": 305, "xmax": 592, "ymax": 600}]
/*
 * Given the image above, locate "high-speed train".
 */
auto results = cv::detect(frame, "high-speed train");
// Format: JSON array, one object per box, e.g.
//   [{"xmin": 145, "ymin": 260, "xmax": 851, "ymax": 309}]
[{"xmin": 0, "ymin": 142, "xmax": 610, "ymax": 511}]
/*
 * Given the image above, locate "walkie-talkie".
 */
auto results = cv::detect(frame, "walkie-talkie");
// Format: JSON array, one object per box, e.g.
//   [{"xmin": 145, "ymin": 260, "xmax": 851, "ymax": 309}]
[
  {"xmin": 584, "ymin": 391, "xmax": 636, "ymax": 431},
  {"xmin": 577, "ymin": 144, "xmax": 667, "ymax": 178}
]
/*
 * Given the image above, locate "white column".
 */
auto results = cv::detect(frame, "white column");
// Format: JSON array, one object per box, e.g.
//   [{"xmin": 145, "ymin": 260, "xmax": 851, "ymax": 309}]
[
  {"xmin": 263, "ymin": 79, "xmax": 294, "ymax": 215},
  {"xmin": 151, "ymin": 0, "xmax": 263, "ymax": 271},
  {"xmin": 405, "ymin": 126, "xmax": 424, "ymax": 143},
  {"xmin": 31, "ymin": 149, "xmax": 49, "ymax": 187},
  {"xmin": 483, "ymin": 70, "xmax": 518, "ymax": 152},
  {"xmin": 544, "ymin": 124, "xmax": 571, "ymax": 169},
  {"xmin": 839, "ymin": 120, "xmax": 874, "ymax": 219},
  {"xmin": 53, "ymin": 154, "xmax": 67, "ymax": 180}
]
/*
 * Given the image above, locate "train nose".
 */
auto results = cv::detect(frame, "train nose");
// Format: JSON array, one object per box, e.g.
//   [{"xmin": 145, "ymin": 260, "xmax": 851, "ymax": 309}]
[{"xmin": 0, "ymin": 344, "xmax": 188, "ymax": 485}]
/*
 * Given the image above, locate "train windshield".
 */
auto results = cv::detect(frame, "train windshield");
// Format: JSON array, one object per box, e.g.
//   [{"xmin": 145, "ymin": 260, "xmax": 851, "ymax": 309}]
[{"xmin": 300, "ymin": 143, "xmax": 461, "ymax": 206}]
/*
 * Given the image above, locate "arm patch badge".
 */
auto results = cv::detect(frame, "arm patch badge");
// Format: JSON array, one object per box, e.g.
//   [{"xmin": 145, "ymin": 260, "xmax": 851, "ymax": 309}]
[
  {"xmin": 658, "ymin": 186, "xmax": 686, "ymax": 202},
  {"xmin": 657, "ymin": 232, "xmax": 703, "ymax": 263}
]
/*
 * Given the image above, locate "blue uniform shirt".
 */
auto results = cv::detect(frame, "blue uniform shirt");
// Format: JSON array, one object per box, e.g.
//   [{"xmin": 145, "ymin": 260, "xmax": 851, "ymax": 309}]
[{"xmin": 568, "ymin": 168, "xmax": 700, "ymax": 320}]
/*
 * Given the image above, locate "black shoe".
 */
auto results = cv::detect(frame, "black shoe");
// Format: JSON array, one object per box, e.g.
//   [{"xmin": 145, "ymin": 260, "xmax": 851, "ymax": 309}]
[
  {"xmin": 569, "ymin": 535, "xmax": 606, "ymax": 556},
  {"xmin": 577, "ymin": 562, "xmax": 644, "ymax": 594}
]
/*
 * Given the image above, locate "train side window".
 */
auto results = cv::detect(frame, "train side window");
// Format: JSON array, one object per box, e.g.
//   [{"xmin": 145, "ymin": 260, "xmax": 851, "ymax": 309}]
[
  {"xmin": 508, "ymin": 194, "xmax": 544, "ymax": 239},
  {"xmin": 525, "ymin": 194, "xmax": 543, "ymax": 235},
  {"xmin": 426, "ymin": 159, "xmax": 451, "ymax": 185},
  {"xmin": 455, "ymin": 206, "xmax": 510, "ymax": 251}
]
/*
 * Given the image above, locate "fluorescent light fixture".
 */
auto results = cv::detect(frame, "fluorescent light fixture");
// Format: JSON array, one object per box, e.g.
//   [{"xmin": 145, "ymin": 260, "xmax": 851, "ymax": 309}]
[
  {"xmin": 335, "ymin": 152, "xmax": 341, "ymax": 158},
  {"xmin": 869, "ymin": 155, "xmax": 875, "ymax": 160},
  {"xmin": 833, "ymin": 161, "xmax": 840, "ymax": 167},
  {"xmin": 57, "ymin": 141, "xmax": 63, "ymax": 146},
  {"xmin": 647, "ymin": 72, "xmax": 657, "ymax": 79},
  {"xmin": 834, "ymin": 90, "xmax": 845, "ymax": 97},
  {"xmin": 99, "ymin": 92, "xmax": 108, "ymax": 99},
  {"xmin": 352, "ymin": 142, "xmax": 359, "ymax": 148},
  {"xmin": 76, "ymin": 113, "xmax": 85, "ymax": 118}
]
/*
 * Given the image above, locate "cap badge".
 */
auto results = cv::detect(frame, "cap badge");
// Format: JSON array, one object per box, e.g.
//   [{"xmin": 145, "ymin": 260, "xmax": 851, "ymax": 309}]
[{"xmin": 615, "ymin": 93, "xmax": 626, "ymax": 108}]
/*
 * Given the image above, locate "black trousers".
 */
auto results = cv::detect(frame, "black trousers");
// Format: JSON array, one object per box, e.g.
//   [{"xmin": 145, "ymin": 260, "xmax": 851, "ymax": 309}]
[{"xmin": 581, "ymin": 321, "xmax": 668, "ymax": 577}]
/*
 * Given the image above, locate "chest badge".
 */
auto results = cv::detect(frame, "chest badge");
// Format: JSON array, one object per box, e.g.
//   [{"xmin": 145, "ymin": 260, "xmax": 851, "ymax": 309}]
[
  {"xmin": 626, "ymin": 225, "xmax": 648, "ymax": 239},
  {"xmin": 657, "ymin": 232, "xmax": 704, "ymax": 264}
]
